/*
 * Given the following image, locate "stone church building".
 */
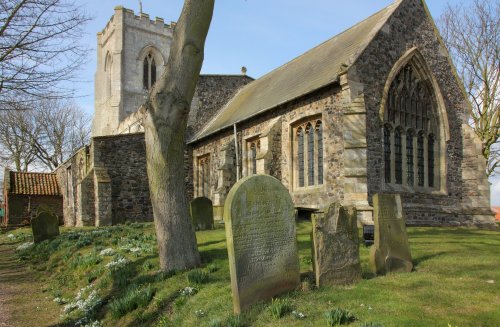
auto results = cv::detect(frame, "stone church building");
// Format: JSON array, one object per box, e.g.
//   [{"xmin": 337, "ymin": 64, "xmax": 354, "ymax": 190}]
[{"xmin": 55, "ymin": 0, "xmax": 495, "ymax": 228}]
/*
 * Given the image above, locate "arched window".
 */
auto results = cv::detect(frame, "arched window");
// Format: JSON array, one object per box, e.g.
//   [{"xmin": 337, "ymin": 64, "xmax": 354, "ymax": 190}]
[
  {"xmin": 297, "ymin": 127, "xmax": 305, "ymax": 187},
  {"xmin": 306, "ymin": 123, "xmax": 314, "ymax": 186},
  {"xmin": 294, "ymin": 118, "xmax": 323, "ymax": 188},
  {"xmin": 316, "ymin": 121, "xmax": 323, "ymax": 185},
  {"xmin": 143, "ymin": 53, "xmax": 157, "ymax": 90},
  {"xmin": 395, "ymin": 129, "xmax": 403, "ymax": 184},
  {"xmin": 247, "ymin": 139, "xmax": 260, "ymax": 175},
  {"xmin": 250, "ymin": 143, "xmax": 257, "ymax": 175},
  {"xmin": 197, "ymin": 155, "xmax": 210, "ymax": 197},
  {"xmin": 406, "ymin": 131, "xmax": 414, "ymax": 186},
  {"xmin": 384, "ymin": 125, "xmax": 391, "ymax": 183},
  {"xmin": 104, "ymin": 52, "xmax": 112, "ymax": 99},
  {"xmin": 383, "ymin": 62, "xmax": 439, "ymax": 190}
]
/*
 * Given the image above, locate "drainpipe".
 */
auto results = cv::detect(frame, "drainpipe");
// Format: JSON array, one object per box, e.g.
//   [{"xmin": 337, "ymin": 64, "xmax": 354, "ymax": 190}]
[{"xmin": 233, "ymin": 123, "xmax": 240, "ymax": 181}]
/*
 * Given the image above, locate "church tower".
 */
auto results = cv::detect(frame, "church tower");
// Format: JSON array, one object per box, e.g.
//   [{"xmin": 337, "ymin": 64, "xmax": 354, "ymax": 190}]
[{"xmin": 92, "ymin": 6, "xmax": 174, "ymax": 136}]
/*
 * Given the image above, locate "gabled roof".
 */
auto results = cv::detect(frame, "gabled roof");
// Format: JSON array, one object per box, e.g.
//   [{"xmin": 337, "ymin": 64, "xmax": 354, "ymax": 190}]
[
  {"xmin": 191, "ymin": 0, "xmax": 402, "ymax": 142},
  {"xmin": 7, "ymin": 171, "xmax": 61, "ymax": 196}
]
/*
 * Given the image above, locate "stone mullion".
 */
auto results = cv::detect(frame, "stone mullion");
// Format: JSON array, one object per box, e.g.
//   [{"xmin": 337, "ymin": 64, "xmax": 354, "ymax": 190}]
[
  {"xmin": 390, "ymin": 129, "xmax": 396, "ymax": 185},
  {"xmin": 412, "ymin": 135, "xmax": 418, "ymax": 187},
  {"xmin": 423, "ymin": 135, "xmax": 429, "ymax": 188},
  {"xmin": 314, "ymin": 125, "xmax": 319, "ymax": 185},
  {"xmin": 401, "ymin": 130, "xmax": 408, "ymax": 186}
]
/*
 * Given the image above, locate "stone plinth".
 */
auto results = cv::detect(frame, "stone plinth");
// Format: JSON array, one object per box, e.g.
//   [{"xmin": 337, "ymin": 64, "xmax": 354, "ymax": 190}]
[{"xmin": 224, "ymin": 175, "xmax": 300, "ymax": 314}]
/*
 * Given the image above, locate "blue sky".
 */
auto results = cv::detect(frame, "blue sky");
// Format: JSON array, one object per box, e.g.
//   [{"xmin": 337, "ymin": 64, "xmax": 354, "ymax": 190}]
[{"xmin": 75, "ymin": 0, "xmax": 498, "ymax": 205}]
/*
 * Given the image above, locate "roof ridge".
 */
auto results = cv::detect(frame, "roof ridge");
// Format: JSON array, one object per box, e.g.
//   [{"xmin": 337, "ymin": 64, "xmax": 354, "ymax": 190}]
[{"xmin": 191, "ymin": 1, "xmax": 403, "ymax": 142}]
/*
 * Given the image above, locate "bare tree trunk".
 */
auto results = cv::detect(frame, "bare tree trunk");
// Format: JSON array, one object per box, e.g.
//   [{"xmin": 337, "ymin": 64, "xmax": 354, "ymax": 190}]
[{"xmin": 144, "ymin": 0, "xmax": 215, "ymax": 271}]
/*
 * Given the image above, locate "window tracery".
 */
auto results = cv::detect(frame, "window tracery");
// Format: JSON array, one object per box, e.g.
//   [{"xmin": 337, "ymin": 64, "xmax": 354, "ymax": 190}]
[
  {"xmin": 143, "ymin": 53, "xmax": 157, "ymax": 90},
  {"xmin": 294, "ymin": 118, "xmax": 323, "ymax": 188},
  {"xmin": 383, "ymin": 63, "xmax": 439, "ymax": 190}
]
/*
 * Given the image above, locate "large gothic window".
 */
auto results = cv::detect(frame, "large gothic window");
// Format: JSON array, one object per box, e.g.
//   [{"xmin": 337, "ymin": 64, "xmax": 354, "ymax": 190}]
[
  {"xmin": 294, "ymin": 118, "xmax": 323, "ymax": 189},
  {"xmin": 143, "ymin": 53, "xmax": 157, "ymax": 90},
  {"xmin": 383, "ymin": 63, "xmax": 439, "ymax": 190}
]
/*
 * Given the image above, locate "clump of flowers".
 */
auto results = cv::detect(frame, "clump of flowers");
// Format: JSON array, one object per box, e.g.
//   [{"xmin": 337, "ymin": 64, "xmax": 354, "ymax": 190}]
[
  {"xmin": 292, "ymin": 310, "xmax": 306, "ymax": 319},
  {"xmin": 53, "ymin": 297, "xmax": 69, "ymax": 304},
  {"xmin": 180, "ymin": 286, "xmax": 198, "ymax": 296},
  {"xmin": 105, "ymin": 256, "xmax": 128, "ymax": 270},
  {"xmin": 195, "ymin": 309, "xmax": 206, "ymax": 317},
  {"xmin": 7, "ymin": 234, "xmax": 16, "ymax": 240},
  {"xmin": 99, "ymin": 248, "xmax": 115, "ymax": 256},
  {"xmin": 16, "ymin": 242, "xmax": 34, "ymax": 251},
  {"xmin": 63, "ymin": 284, "xmax": 102, "ymax": 315}
]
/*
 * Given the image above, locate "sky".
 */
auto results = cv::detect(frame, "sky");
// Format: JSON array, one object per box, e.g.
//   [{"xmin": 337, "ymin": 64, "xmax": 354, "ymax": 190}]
[{"xmin": 73, "ymin": 0, "xmax": 498, "ymax": 206}]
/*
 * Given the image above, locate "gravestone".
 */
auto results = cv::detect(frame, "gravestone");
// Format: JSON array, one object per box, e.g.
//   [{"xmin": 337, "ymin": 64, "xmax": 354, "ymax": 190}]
[
  {"xmin": 369, "ymin": 194, "xmax": 413, "ymax": 274},
  {"xmin": 311, "ymin": 203, "xmax": 362, "ymax": 286},
  {"xmin": 189, "ymin": 197, "xmax": 214, "ymax": 230},
  {"xmin": 31, "ymin": 209, "xmax": 60, "ymax": 243},
  {"xmin": 224, "ymin": 175, "xmax": 300, "ymax": 314}
]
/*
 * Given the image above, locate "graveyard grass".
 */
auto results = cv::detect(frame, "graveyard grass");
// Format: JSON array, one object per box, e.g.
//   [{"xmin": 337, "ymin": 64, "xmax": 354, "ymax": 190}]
[{"xmin": 0, "ymin": 222, "xmax": 499, "ymax": 327}]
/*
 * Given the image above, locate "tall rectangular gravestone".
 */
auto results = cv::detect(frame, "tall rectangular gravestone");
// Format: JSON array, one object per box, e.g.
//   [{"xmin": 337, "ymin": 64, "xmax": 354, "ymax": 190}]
[
  {"xmin": 224, "ymin": 175, "xmax": 300, "ymax": 314},
  {"xmin": 31, "ymin": 210, "xmax": 60, "ymax": 243},
  {"xmin": 369, "ymin": 194, "xmax": 413, "ymax": 274},
  {"xmin": 189, "ymin": 197, "xmax": 214, "ymax": 230},
  {"xmin": 311, "ymin": 203, "xmax": 362, "ymax": 286}
]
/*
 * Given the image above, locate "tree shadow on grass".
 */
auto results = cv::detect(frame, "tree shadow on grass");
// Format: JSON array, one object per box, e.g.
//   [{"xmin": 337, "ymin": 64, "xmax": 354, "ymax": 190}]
[{"xmin": 412, "ymin": 251, "xmax": 448, "ymax": 267}]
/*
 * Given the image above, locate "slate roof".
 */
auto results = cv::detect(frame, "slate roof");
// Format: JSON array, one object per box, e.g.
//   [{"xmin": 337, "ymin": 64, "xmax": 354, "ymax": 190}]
[
  {"xmin": 191, "ymin": 0, "xmax": 401, "ymax": 142},
  {"xmin": 7, "ymin": 171, "xmax": 61, "ymax": 196}
]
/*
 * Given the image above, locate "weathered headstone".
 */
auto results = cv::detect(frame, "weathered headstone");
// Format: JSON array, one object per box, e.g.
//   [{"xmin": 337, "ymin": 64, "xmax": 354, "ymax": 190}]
[
  {"xmin": 224, "ymin": 175, "xmax": 300, "ymax": 314},
  {"xmin": 369, "ymin": 194, "xmax": 413, "ymax": 274},
  {"xmin": 311, "ymin": 203, "xmax": 362, "ymax": 286},
  {"xmin": 31, "ymin": 209, "xmax": 60, "ymax": 243},
  {"xmin": 189, "ymin": 197, "xmax": 214, "ymax": 230}
]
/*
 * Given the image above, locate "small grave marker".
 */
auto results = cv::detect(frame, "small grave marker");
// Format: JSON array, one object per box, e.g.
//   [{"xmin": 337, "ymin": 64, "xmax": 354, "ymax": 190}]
[
  {"xmin": 189, "ymin": 197, "xmax": 214, "ymax": 230},
  {"xmin": 311, "ymin": 203, "xmax": 362, "ymax": 286},
  {"xmin": 31, "ymin": 209, "xmax": 60, "ymax": 243}
]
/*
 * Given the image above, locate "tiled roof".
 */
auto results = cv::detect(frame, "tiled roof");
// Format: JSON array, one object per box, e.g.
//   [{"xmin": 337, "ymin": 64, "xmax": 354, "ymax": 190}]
[
  {"xmin": 191, "ymin": 0, "xmax": 402, "ymax": 142},
  {"xmin": 492, "ymin": 207, "xmax": 500, "ymax": 221},
  {"xmin": 8, "ymin": 171, "xmax": 61, "ymax": 196}
]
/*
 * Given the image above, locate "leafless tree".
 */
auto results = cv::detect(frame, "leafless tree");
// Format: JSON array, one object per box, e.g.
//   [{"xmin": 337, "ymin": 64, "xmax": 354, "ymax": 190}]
[
  {"xmin": 438, "ymin": 0, "xmax": 500, "ymax": 177},
  {"xmin": 0, "ymin": 105, "xmax": 39, "ymax": 171},
  {"xmin": 0, "ymin": 0, "xmax": 91, "ymax": 109},
  {"xmin": 30, "ymin": 99, "xmax": 91, "ymax": 170},
  {"xmin": 145, "ymin": 0, "xmax": 214, "ymax": 271},
  {"xmin": 0, "ymin": 98, "xmax": 90, "ymax": 171}
]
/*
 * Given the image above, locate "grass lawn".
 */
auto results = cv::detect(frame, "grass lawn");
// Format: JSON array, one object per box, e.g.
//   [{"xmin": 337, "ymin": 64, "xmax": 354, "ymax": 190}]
[{"xmin": 0, "ymin": 221, "xmax": 499, "ymax": 327}]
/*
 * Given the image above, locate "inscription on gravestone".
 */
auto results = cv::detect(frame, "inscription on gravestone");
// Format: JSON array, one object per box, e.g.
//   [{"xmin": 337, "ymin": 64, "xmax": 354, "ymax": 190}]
[
  {"xmin": 369, "ymin": 194, "xmax": 413, "ymax": 274},
  {"xmin": 224, "ymin": 175, "xmax": 300, "ymax": 314},
  {"xmin": 189, "ymin": 197, "xmax": 214, "ymax": 230}
]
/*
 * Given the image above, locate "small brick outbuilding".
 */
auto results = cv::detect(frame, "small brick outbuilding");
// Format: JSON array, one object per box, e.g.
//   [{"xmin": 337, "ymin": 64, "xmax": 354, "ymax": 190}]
[{"xmin": 2, "ymin": 169, "xmax": 63, "ymax": 227}]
